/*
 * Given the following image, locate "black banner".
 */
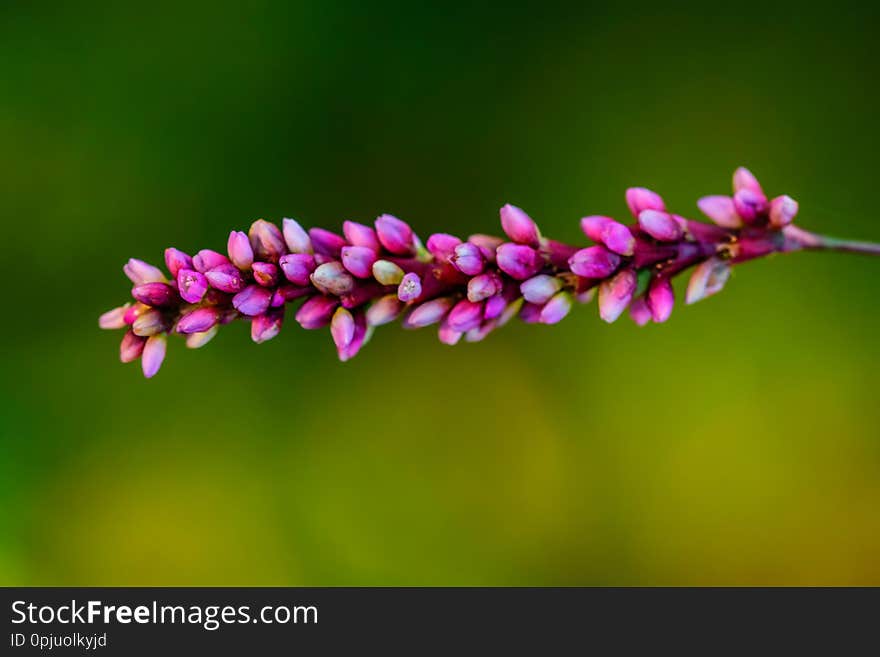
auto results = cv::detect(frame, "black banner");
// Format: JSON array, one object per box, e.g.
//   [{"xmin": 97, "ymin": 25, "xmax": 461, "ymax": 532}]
[{"xmin": 1, "ymin": 588, "xmax": 877, "ymax": 654}]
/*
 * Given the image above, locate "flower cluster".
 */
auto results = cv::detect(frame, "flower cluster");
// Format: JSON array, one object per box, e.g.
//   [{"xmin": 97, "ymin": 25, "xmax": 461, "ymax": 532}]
[{"xmin": 99, "ymin": 167, "xmax": 830, "ymax": 377}]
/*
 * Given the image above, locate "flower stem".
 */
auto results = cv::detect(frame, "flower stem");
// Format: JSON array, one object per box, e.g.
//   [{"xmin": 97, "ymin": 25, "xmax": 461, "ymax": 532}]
[{"xmin": 781, "ymin": 225, "xmax": 880, "ymax": 257}]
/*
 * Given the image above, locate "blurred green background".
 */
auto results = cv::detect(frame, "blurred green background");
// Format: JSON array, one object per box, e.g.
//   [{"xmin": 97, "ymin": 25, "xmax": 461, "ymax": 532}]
[{"xmin": 2, "ymin": 0, "xmax": 879, "ymax": 585}]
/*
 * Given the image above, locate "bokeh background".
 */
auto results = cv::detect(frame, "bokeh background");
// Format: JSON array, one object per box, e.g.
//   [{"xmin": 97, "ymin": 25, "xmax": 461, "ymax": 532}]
[{"xmin": 2, "ymin": 0, "xmax": 879, "ymax": 585}]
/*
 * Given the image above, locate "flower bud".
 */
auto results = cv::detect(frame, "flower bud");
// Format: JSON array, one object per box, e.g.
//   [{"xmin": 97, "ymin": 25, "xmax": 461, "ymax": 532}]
[
  {"xmin": 625, "ymin": 187, "xmax": 666, "ymax": 218},
  {"xmin": 438, "ymin": 320, "xmax": 463, "ymax": 345},
  {"xmin": 279, "ymin": 253, "xmax": 317, "ymax": 286},
  {"xmin": 483, "ymin": 293, "xmax": 507, "ymax": 320},
  {"xmin": 141, "ymin": 334, "xmax": 167, "ymax": 378},
  {"xmin": 123, "ymin": 303, "xmax": 149, "ymax": 325},
  {"xmin": 397, "ymin": 272, "xmax": 422, "ymax": 302},
  {"xmin": 375, "ymin": 214, "xmax": 415, "ymax": 254},
  {"xmin": 467, "ymin": 234, "xmax": 504, "ymax": 262},
  {"xmin": 447, "ymin": 298, "xmax": 484, "ymax": 332},
  {"xmin": 581, "ymin": 216, "xmax": 635, "ymax": 256},
  {"xmin": 697, "ymin": 195, "xmax": 742, "ymax": 228},
  {"xmin": 580, "ymin": 215, "xmax": 614, "ymax": 242},
  {"xmin": 598, "ymin": 268, "xmax": 637, "ymax": 323},
  {"xmin": 685, "ymin": 257, "xmax": 731, "ymax": 305},
  {"xmin": 450, "ymin": 242, "xmax": 485, "ymax": 275},
  {"xmin": 204, "ymin": 263, "xmax": 245, "ymax": 293},
  {"xmin": 647, "ymin": 277, "xmax": 674, "ymax": 323},
  {"xmin": 638, "ymin": 209, "xmax": 683, "ymax": 242},
  {"xmin": 185, "ymin": 326, "xmax": 218, "ymax": 349},
  {"xmin": 164, "ymin": 249, "xmax": 193, "ymax": 278},
  {"xmin": 123, "ymin": 258, "xmax": 165, "ymax": 285},
  {"xmin": 372, "ymin": 259, "xmax": 405, "ymax": 285},
  {"xmin": 468, "ymin": 272, "xmax": 502, "ymax": 302},
  {"xmin": 250, "ymin": 307, "xmax": 284, "ymax": 343},
  {"xmin": 404, "ymin": 297, "xmax": 453, "ymax": 328},
  {"xmin": 733, "ymin": 189, "xmax": 768, "ymax": 224},
  {"xmin": 465, "ymin": 321, "xmax": 495, "ymax": 343},
  {"xmin": 519, "ymin": 302, "xmax": 543, "ymax": 323},
  {"xmin": 426, "ymin": 233, "xmax": 462, "ymax": 261},
  {"xmin": 120, "ymin": 330, "xmax": 146, "ymax": 363},
  {"xmin": 520, "ymin": 274, "xmax": 562, "ymax": 304},
  {"xmin": 341, "ymin": 245, "xmax": 378, "ymax": 279},
  {"xmin": 732, "ymin": 166, "xmax": 764, "ymax": 196},
  {"xmin": 331, "ymin": 307, "xmax": 356, "ymax": 350},
  {"xmin": 177, "ymin": 306, "xmax": 220, "ymax": 334},
  {"xmin": 539, "ymin": 291, "xmax": 572, "ymax": 324},
  {"xmin": 132, "ymin": 308, "xmax": 167, "ymax": 336},
  {"xmin": 499, "ymin": 204, "xmax": 540, "ymax": 246},
  {"xmin": 629, "ymin": 297, "xmax": 652, "ymax": 326},
  {"xmin": 99, "ymin": 305, "xmax": 129, "ymax": 329},
  {"xmin": 232, "ymin": 284, "xmax": 273, "ymax": 317},
  {"xmin": 226, "ymin": 230, "xmax": 254, "ymax": 270},
  {"xmin": 343, "ymin": 220, "xmax": 381, "ymax": 252},
  {"xmin": 769, "ymin": 195, "xmax": 798, "ymax": 229},
  {"xmin": 177, "ymin": 268, "xmax": 208, "ymax": 303},
  {"xmin": 282, "ymin": 218, "xmax": 313, "ymax": 254},
  {"xmin": 132, "ymin": 282, "xmax": 177, "ymax": 307},
  {"xmin": 366, "ymin": 294, "xmax": 404, "ymax": 326},
  {"xmin": 337, "ymin": 311, "xmax": 368, "ymax": 361},
  {"xmin": 568, "ymin": 246, "xmax": 621, "ymax": 278},
  {"xmin": 308, "ymin": 227, "xmax": 347, "ymax": 257},
  {"xmin": 192, "ymin": 249, "xmax": 230, "ymax": 273},
  {"xmin": 248, "ymin": 219, "xmax": 286, "ymax": 262},
  {"xmin": 496, "ymin": 243, "xmax": 542, "ymax": 280},
  {"xmin": 250, "ymin": 262, "xmax": 278, "ymax": 287},
  {"xmin": 311, "ymin": 261, "xmax": 355, "ymax": 296},
  {"xmin": 295, "ymin": 295, "xmax": 339, "ymax": 329}
]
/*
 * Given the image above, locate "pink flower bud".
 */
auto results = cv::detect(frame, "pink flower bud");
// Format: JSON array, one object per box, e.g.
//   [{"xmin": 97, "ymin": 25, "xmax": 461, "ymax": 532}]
[
  {"xmin": 251, "ymin": 307, "xmax": 284, "ymax": 343},
  {"xmin": 227, "ymin": 230, "xmax": 254, "ymax": 270},
  {"xmin": 337, "ymin": 311, "xmax": 368, "ymax": 362},
  {"xmin": 311, "ymin": 261, "xmax": 355, "ymax": 296},
  {"xmin": 499, "ymin": 204, "xmax": 540, "ymax": 246},
  {"xmin": 343, "ymin": 220, "xmax": 381, "ymax": 252},
  {"xmin": 483, "ymin": 293, "xmax": 507, "ymax": 320},
  {"xmin": 252, "ymin": 261, "xmax": 279, "ymax": 287},
  {"xmin": 733, "ymin": 189, "xmax": 769, "ymax": 225},
  {"xmin": 568, "ymin": 245, "xmax": 621, "ymax": 278},
  {"xmin": 123, "ymin": 258, "xmax": 165, "ymax": 285},
  {"xmin": 697, "ymin": 195, "xmax": 742, "ymax": 228},
  {"xmin": 308, "ymin": 227, "xmax": 347, "ymax": 257},
  {"xmin": 467, "ymin": 234, "xmax": 504, "ymax": 262},
  {"xmin": 272, "ymin": 284, "xmax": 310, "ymax": 307},
  {"xmin": 447, "ymin": 298, "xmax": 484, "ymax": 332},
  {"xmin": 248, "ymin": 219, "xmax": 287, "ymax": 262},
  {"xmin": 625, "ymin": 187, "xmax": 666, "ymax": 218},
  {"xmin": 341, "ymin": 245, "xmax": 378, "ymax": 279},
  {"xmin": 295, "ymin": 295, "xmax": 339, "ymax": 329},
  {"xmin": 629, "ymin": 297, "xmax": 652, "ymax": 326},
  {"xmin": 397, "ymin": 272, "xmax": 422, "ymax": 302},
  {"xmin": 132, "ymin": 308, "xmax": 167, "ymax": 336},
  {"xmin": 282, "ymin": 218, "xmax": 313, "ymax": 254},
  {"xmin": 99, "ymin": 305, "xmax": 129, "ymax": 329},
  {"xmin": 192, "ymin": 249, "xmax": 230, "ymax": 273},
  {"xmin": 330, "ymin": 307, "xmax": 356, "ymax": 350},
  {"xmin": 164, "ymin": 248, "xmax": 193, "ymax": 278},
  {"xmin": 598, "ymin": 268, "xmax": 637, "ymax": 323},
  {"xmin": 204, "ymin": 263, "xmax": 245, "ymax": 293},
  {"xmin": 185, "ymin": 326, "xmax": 218, "ymax": 349},
  {"xmin": 132, "ymin": 282, "xmax": 177, "ymax": 307},
  {"xmin": 468, "ymin": 272, "xmax": 502, "ymax": 302},
  {"xmin": 119, "ymin": 330, "xmax": 146, "ymax": 363},
  {"xmin": 450, "ymin": 242, "xmax": 485, "ymax": 276},
  {"xmin": 177, "ymin": 268, "xmax": 208, "ymax": 303},
  {"xmin": 647, "ymin": 277, "xmax": 674, "ymax": 323},
  {"xmin": 404, "ymin": 297, "xmax": 453, "ymax": 328},
  {"xmin": 581, "ymin": 216, "xmax": 635, "ymax": 256},
  {"xmin": 539, "ymin": 291, "xmax": 572, "ymax": 324},
  {"xmin": 375, "ymin": 214, "xmax": 415, "ymax": 254},
  {"xmin": 279, "ymin": 253, "xmax": 317, "ymax": 286},
  {"xmin": 366, "ymin": 294, "xmax": 404, "ymax": 326},
  {"xmin": 426, "ymin": 233, "xmax": 462, "ymax": 261},
  {"xmin": 519, "ymin": 302, "xmax": 543, "ymax": 324},
  {"xmin": 769, "ymin": 195, "xmax": 798, "ymax": 229},
  {"xmin": 232, "ymin": 284, "xmax": 272, "ymax": 316},
  {"xmin": 141, "ymin": 334, "xmax": 167, "ymax": 378},
  {"xmin": 685, "ymin": 257, "xmax": 731, "ymax": 305},
  {"xmin": 732, "ymin": 166, "xmax": 764, "ymax": 196},
  {"xmin": 520, "ymin": 274, "xmax": 562, "ymax": 304},
  {"xmin": 438, "ymin": 320, "xmax": 463, "ymax": 346},
  {"xmin": 638, "ymin": 210, "xmax": 683, "ymax": 242},
  {"xmin": 176, "ymin": 307, "xmax": 221, "ymax": 334},
  {"xmin": 496, "ymin": 243, "xmax": 542, "ymax": 280}
]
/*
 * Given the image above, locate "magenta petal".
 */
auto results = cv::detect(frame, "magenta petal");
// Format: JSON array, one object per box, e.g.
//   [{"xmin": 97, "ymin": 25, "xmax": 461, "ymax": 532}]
[
  {"xmin": 629, "ymin": 297, "xmax": 652, "ymax": 326},
  {"xmin": 397, "ymin": 272, "xmax": 422, "ymax": 302},
  {"xmin": 438, "ymin": 320, "xmax": 463, "ymax": 346},
  {"xmin": 647, "ymin": 277, "xmax": 674, "ymax": 323},
  {"xmin": 375, "ymin": 214, "xmax": 415, "ymax": 254},
  {"xmin": 132, "ymin": 309, "xmax": 167, "ymax": 336},
  {"xmin": 697, "ymin": 195, "xmax": 741, "ymax": 228},
  {"xmin": 483, "ymin": 294, "xmax": 507, "ymax": 320},
  {"xmin": 732, "ymin": 166, "xmax": 764, "ymax": 196},
  {"xmin": 366, "ymin": 295, "xmax": 404, "ymax": 326},
  {"xmin": 496, "ymin": 243, "xmax": 542, "ymax": 280},
  {"xmin": 248, "ymin": 219, "xmax": 286, "ymax": 262},
  {"xmin": 177, "ymin": 306, "xmax": 221, "ymax": 334},
  {"xmin": 733, "ymin": 189, "xmax": 769, "ymax": 225},
  {"xmin": 468, "ymin": 272, "xmax": 502, "ymax": 303},
  {"xmin": 467, "ymin": 234, "xmax": 504, "ymax": 262},
  {"xmin": 141, "ymin": 334, "xmax": 167, "ymax": 378},
  {"xmin": 123, "ymin": 258, "xmax": 165, "ymax": 285},
  {"xmin": 598, "ymin": 269, "xmax": 637, "ymax": 323},
  {"xmin": 449, "ymin": 242, "xmax": 485, "ymax": 276},
  {"xmin": 686, "ymin": 258, "xmax": 731, "ymax": 304},
  {"xmin": 251, "ymin": 307, "xmax": 284, "ymax": 343},
  {"xmin": 447, "ymin": 298, "xmax": 484, "ymax": 332},
  {"xmin": 252, "ymin": 261, "xmax": 279, "ymax": 287},
  {"xmin": 232, "ymin": 285, "xmax": 272, "ymax": 316},
  {"xmin": 343, "ymin": 220, "xmax": 381, "ymax": 252},
  {"xmin": 769, "ymin": 195, "xmax": 798, "ymax": 229},
  {"xmin": 295, "ymin": 295, "xmax": 339, "ymax": 329},
  {"xmin": 625, "ymin": 187, "xmax": 666, "ymax": 218},
  {"xmin": 311, "ymin": 261, "xmax": 355, "ymax": 296},
  {"xmin": 132, "ymin": 282, "xmax": 177, "ymax": 307},
  {"xmin": 539, "ymin": 291, "xmax": 572, "ymax": 324},
  {"xmin": 638, "ymin": 209, "xmax": 683, "ymax": 242},
  {"xmin": 120, "ymin": 330, "xmax": 147, "ymax": 363},
  {"xmin": 99, "ymin": 305, "xmax": 129, "ymax": 330},
  {"xmin": 520, "ymin": 275, "xmax": 562, "ymax": 305},
  {"xmin": 227, "ymin": 230, "xmax": 255, "ymax": 270},
  {"xmin": 499, "ymin": 204, "xmax": 541, "ymax": 246},
  {"xmin": 177, "ymin": 269, "xmax": 208, "ymax": 303},
  {"xmin": 569, "ymin": 245, "xmax": 621, "ymax": 278},
  {"xmin": 164, "ymin": 248, "xmax": 193, "ymax": 278},
  {"xmin": 426, "ymin": 233, "xmax": 462, "ymax": 261},
  {"xmin": 193, "ymin": 249, "xmax": 230, "ymax": 273},
  {"xmin": 282, "ymin": 218, "xmax": 313, "ymax": 254},
  {"xmin": 341, "ymin": 245, "xmax": 378, "ymax": 279},
  {"xmin": 204, "ymin": 263, "xmax": 245, "ymax": 293},
  {"xmin": 279, "ymin": 253, "xmax": 317, "ymax": 286},
  {"xmin": 308, "ymin": 227, "xmax": 347, "ymax": 257},
  {"xmin": 330, "ymin": 307, "xmax": 356, "ymax": 350},
  {"xmin": 404, "ymin": 297, "xmax": 453, "ymax": 328}
]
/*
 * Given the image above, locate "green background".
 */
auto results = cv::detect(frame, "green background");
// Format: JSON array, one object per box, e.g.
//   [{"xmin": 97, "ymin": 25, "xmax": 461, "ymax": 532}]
[{"xmin": 2, "ymin": 0, "xmax": 879, "ymax": 585}]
